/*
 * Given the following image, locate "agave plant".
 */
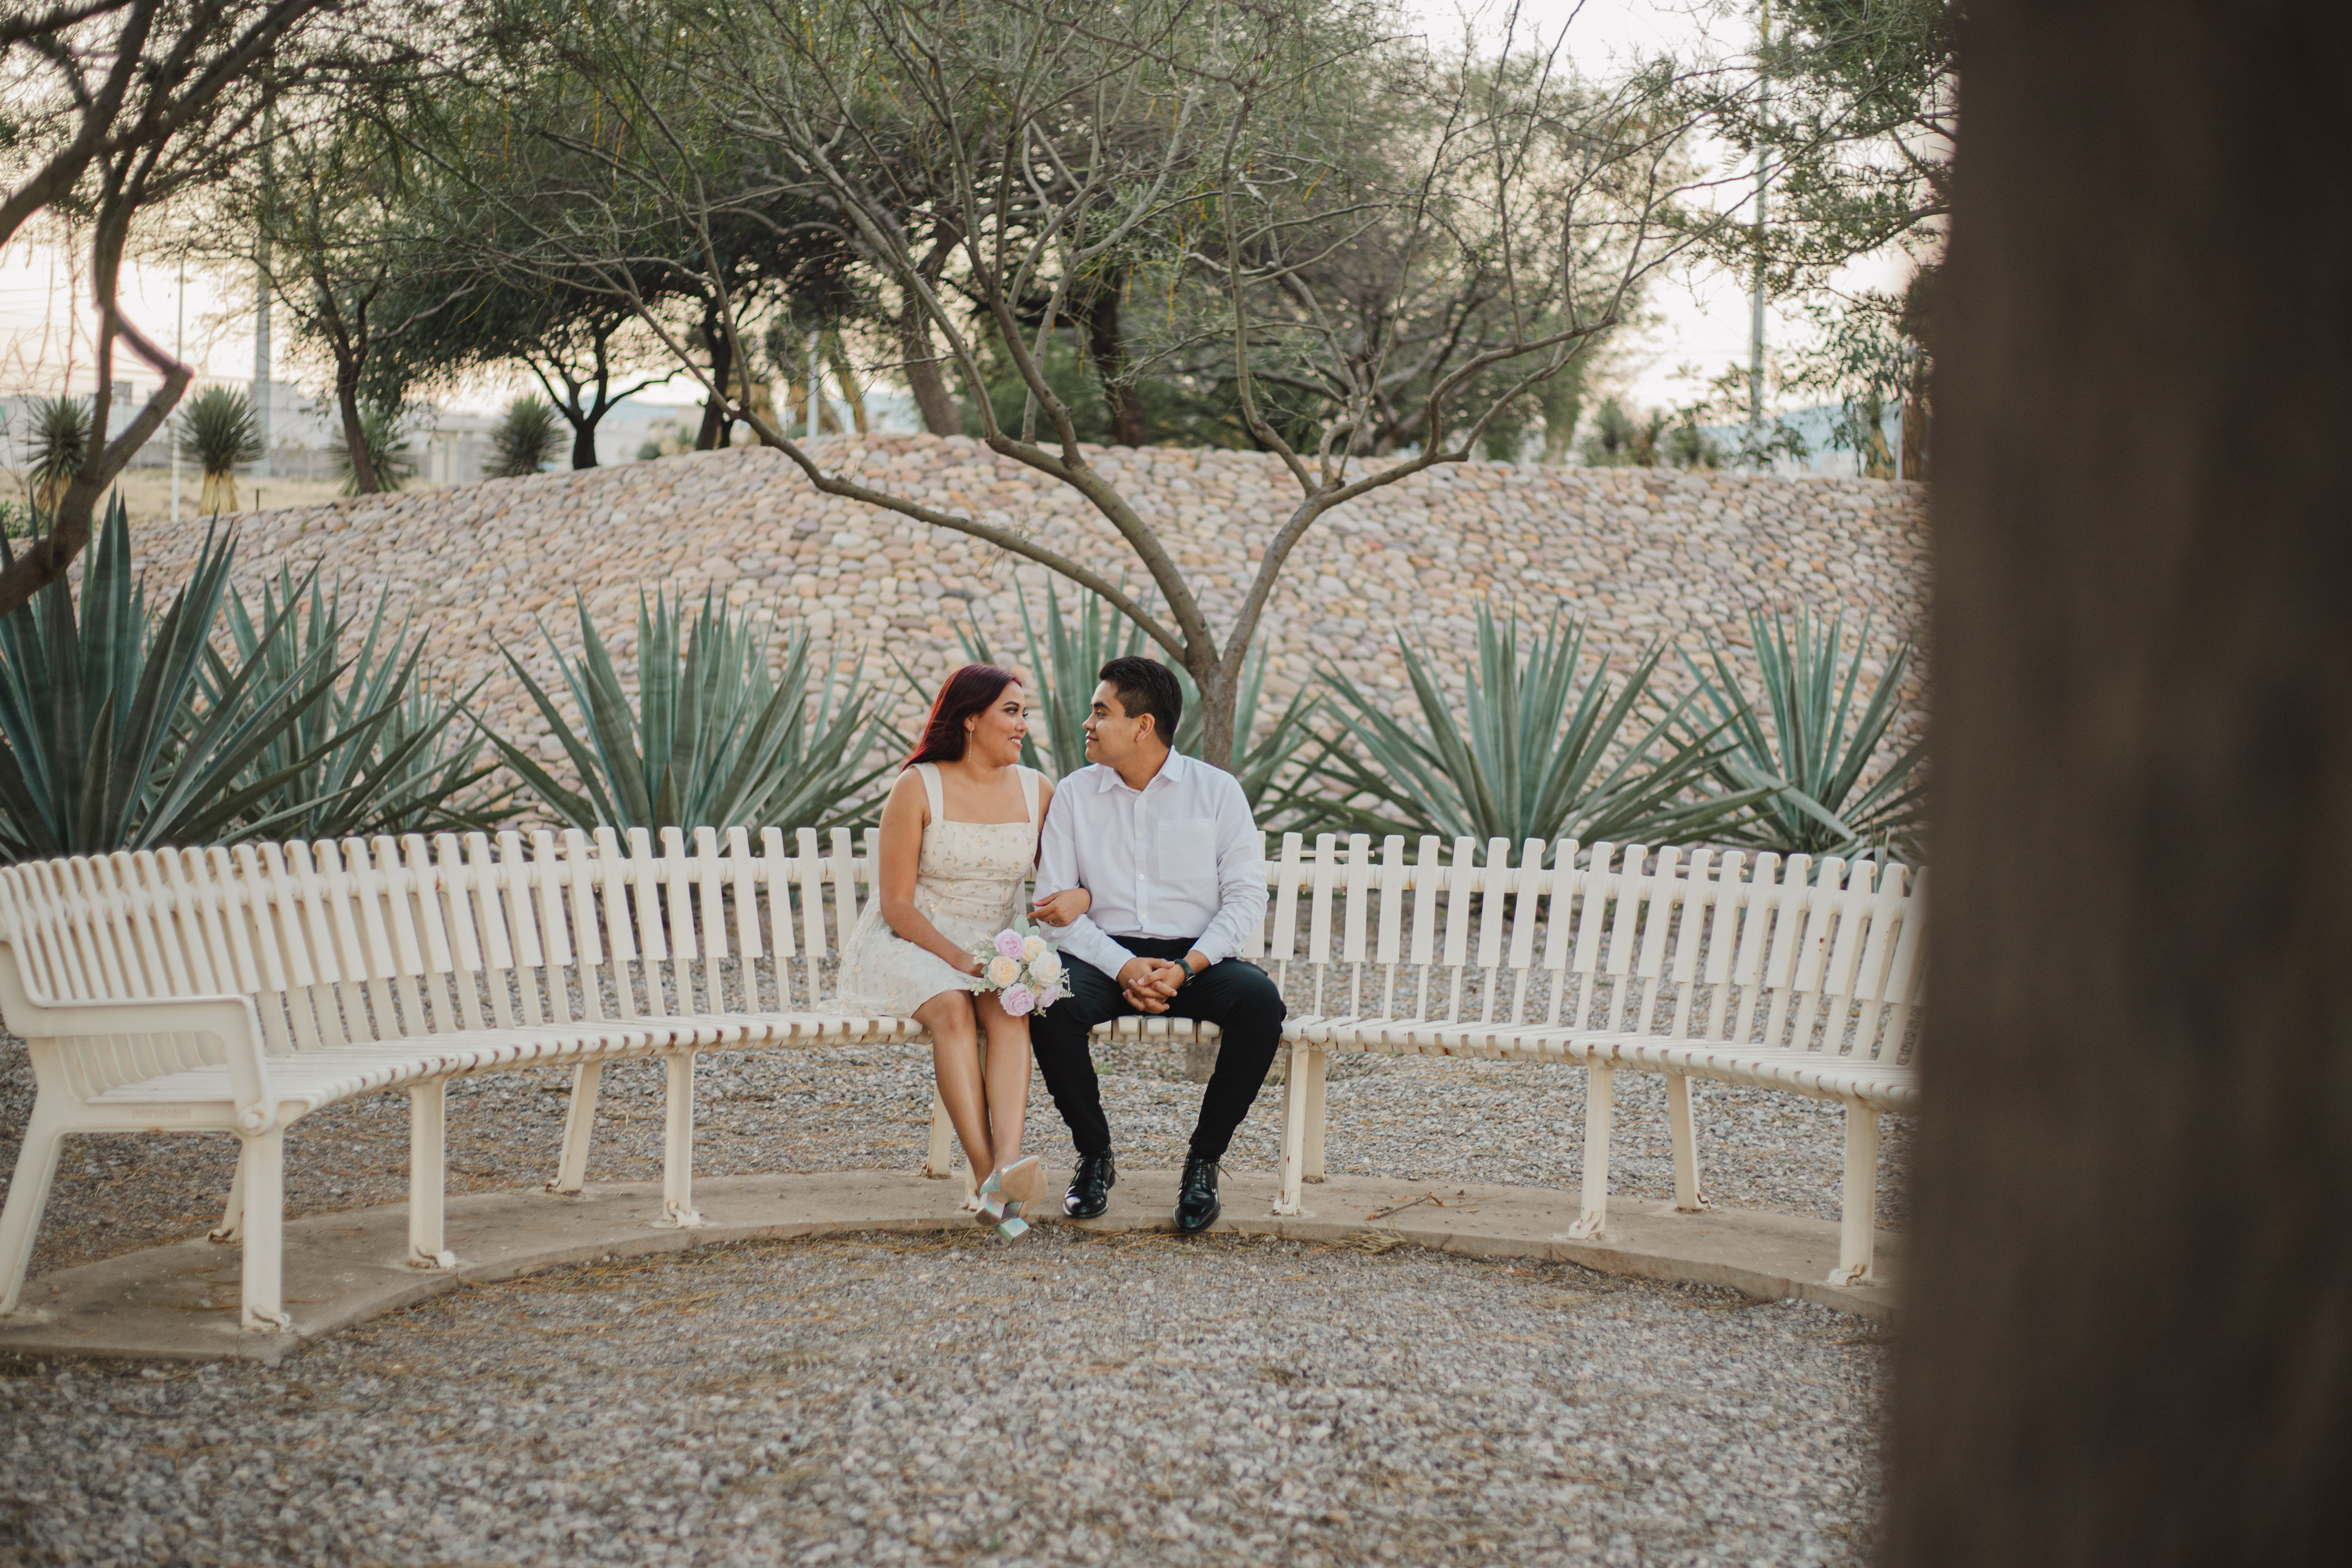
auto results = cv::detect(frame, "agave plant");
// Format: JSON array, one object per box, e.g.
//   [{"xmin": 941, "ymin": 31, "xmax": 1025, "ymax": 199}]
[
  {"xmin": 1679, "ymin": 606, "xmax": 1925, "ymax": 861},
  {"xmin": 176, "ymin": 386, "xmax": 263, "ymax": 515},
  {"xmin": 1281, "ymin": 607, "xmax": 1766, "ymax": 854},
  {"xmin": 24, "ymin": 395, "xmax": 90, "ymax": 512},
  {"xmin": 328, "ymin": 404, "xmax": 416, "ymax": 495},
  {"xmin": 211, "ymin": 569, "xmax": 516, "ymax": 838},
  {"xmin": 480, "ymin": 591, "xmax": 900, "ymax": 833},
  {"xmin": 0, "ymin": 498, "xmax": 396, "ymax": 861},
  {"xmin": 486, "ymin": 395, "xmax": 563, "ymax": 479},
  {"xmin": 954, "ymin": 578, "xmax": 1321, "ymax": 818}
]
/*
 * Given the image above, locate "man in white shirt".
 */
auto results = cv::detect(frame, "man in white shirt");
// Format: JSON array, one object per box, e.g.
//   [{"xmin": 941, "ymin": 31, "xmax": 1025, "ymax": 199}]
[{"xmin": 1030, "ymin": 656, "xmax": 1282, "ymax": 1233}]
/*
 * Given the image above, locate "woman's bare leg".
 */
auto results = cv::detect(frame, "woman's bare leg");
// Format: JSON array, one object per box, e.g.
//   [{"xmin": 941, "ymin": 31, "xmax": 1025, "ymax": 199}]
[
  {"xmin": 975, "ymin": 992, "xmax": 1033, "ymax": 1172},
  {"xmin": 916, "ymin": 991, "xmax": 994, "ymax": 1178}
]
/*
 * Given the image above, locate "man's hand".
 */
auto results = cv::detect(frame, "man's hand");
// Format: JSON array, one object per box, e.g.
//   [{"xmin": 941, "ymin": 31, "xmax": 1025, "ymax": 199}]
[{"xmin": 1117, "ymin": 956, "xmax": 1184, "ymax": 1013}]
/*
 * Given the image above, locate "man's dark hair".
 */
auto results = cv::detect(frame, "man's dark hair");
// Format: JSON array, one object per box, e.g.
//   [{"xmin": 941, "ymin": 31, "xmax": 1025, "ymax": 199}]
[{"xmin": 1098, "ymin": 655, "xmax": 1183, "ymax": 746}]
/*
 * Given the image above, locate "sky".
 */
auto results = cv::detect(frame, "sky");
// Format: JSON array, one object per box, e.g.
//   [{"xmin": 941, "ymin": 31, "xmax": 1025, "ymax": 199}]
[{"xmin": 0, "ymin": 0, "xmax": 1906, "ymax": 422}]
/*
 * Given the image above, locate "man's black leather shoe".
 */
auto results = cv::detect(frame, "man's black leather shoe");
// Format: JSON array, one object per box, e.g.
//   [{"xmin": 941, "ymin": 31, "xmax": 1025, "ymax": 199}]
[
  {"xmin": 1064, "ymin": 1152, "xmax": 1116, "ymax": 1218},
  {"xmin": 1173, "ymin": 1155, "xmax": 1222, "ymax": 1234}
]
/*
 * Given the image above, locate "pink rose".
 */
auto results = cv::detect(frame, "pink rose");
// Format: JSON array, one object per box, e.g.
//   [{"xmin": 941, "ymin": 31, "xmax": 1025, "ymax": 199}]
[
  {"xmin": 994, "ymin": 929, "xmax": 1026, "ymax": 960},
  {"xmin": 1033, "ymin": 982, "xmax": 1061, "ymax": 1011},
  {"xmin": 999, "ymin": 983, "xmax": 1035, "ymax": 1017}
]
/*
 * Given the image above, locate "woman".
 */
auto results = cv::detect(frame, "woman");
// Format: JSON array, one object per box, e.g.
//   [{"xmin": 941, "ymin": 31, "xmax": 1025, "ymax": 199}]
[{"xmin": 835, "ymin": 664, "xmax": 1083, "ymax": 1240}]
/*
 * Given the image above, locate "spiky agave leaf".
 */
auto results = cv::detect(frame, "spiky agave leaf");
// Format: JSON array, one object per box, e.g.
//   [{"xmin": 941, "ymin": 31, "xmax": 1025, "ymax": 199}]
[
  {"xmin": 1678, "ymin": 605, "xmax": 1925, "ymax": 862},
  {"xmin": 478, "ymin": 590, "xmax": 899, "ymax": 835},
  {"xmin": 0, "ymin": 498, "xmax": 441, "ymax": 860},
  {"xmin": 1278, "ymin": 606, "xmax": 1767, "ymax": 855}
]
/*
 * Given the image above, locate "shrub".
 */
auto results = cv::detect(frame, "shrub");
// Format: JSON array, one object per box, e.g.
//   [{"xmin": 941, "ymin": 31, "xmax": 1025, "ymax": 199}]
[
  {"xmin": 328, "ymin": 404, "xmax": 416, "ymax": 494},
  {"xmin": 954, "ymin": 578, "xmax": 1321, "ymax": 818},
  {"xmin": 176, "ymin": 386, "xmax": 264, "ymax": 515},
  {"xmin": 24, "ymin": 396, "xmax": 90, "ymax": 511},
  {"xmin": 0, "ymin": 499, "xmax": 438, "ymax": 860},
  {"xmin": 1283, "ymin": 607, "xmax": 1765, "ymax": 853},
  {"xmin": 214, "ymin": 570, "xmax": 517, "ymax": 839},
  {"xmin": 1679, "ymin": 605, "xmax": 1924, "ymax": 861},
  {"xmin": 487, "ymin": 395, "xmax": 564, "ymax": 478},
  {"xmin": 480, "ymin": 591, "xmax": 900, "ymax": 834}
]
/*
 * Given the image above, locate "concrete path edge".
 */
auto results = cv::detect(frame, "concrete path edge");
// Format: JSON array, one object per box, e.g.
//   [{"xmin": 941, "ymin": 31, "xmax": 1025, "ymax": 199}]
[{"xmin": 0, "ymin": 1170, "xmax": 1901, "ymax": 1364}]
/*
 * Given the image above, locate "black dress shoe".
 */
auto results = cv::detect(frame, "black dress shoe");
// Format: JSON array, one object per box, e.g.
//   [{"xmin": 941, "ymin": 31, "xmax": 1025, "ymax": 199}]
[
  {"xmin": 1174, "ymin": 1155, "xmax": 1222, "ymax": 1234},
  {"xmin": 1064, "ymin": 1151, "xmax": 1116, "ymax": 1218}
]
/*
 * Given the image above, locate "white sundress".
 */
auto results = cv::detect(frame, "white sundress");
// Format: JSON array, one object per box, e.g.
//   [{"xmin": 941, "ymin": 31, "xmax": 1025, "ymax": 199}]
[{"xmin": 834, "ymin": 762, "xmax": 1043, "ymax": 1015}]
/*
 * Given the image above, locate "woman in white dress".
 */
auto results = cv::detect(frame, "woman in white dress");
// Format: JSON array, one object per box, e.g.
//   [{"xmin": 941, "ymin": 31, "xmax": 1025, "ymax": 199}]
[{"xmin": 835, "ymin": 664, "xmax": 1084, "ymax": 1240}]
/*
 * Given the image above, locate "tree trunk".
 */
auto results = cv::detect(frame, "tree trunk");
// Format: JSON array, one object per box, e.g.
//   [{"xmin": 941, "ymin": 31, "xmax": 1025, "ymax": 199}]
[
  {"xmin": 1081, "ymin": 283, "xmax": 1147, "ymax": 446},
  {"xmin": 570, "ymin": 416, "xmax": 600, "ymax": 470},
  {"xmin": 1888, "ymin": 4, "xmax": 2352, "ymax": 1566},
  {"xmin": 695, "ymin": 309, "xmax": 734, "ymax": 450},
  {"xmin": 899, "ymin": 294, "xmax": 963, "ymax": 436},
  {"xmin": 1193, "ymin": 653, "xmax": 1238, "ymax": 770},
  {"xmin": 335, "ymin": 376, "xmax": 381, "ymax": 495}
]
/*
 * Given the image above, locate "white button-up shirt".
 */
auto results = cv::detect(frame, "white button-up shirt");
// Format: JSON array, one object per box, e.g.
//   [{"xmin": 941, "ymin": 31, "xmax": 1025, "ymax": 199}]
[{"xmin": 1033, "ymin": 750, "xmax": 1267, "ymax": 979}]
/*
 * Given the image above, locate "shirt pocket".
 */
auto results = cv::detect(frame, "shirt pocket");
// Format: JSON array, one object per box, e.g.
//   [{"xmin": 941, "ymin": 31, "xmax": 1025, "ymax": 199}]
[{"xmin": 1153, "ymin": 818, "xmax": 1220, "ymax": 901}]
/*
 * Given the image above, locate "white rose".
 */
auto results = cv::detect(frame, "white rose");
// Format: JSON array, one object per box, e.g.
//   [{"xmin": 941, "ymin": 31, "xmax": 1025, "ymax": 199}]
[{"xmin": 1028, "ymin": 949, "xmax": 1062, "ymax": 986}]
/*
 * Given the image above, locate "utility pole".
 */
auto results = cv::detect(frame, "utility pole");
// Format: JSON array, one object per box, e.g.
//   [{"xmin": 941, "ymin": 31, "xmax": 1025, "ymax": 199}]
[
  {"xmin": 253, "ymin": 109, "xmax": 274, "ymax": 478},
  {"xmin": 172, "ymin": 258, "xmax": 184, "ymax": 522},
  {"xmin": 1748, "ymin": 1, "xmax": 1771, "ymax": 449}
]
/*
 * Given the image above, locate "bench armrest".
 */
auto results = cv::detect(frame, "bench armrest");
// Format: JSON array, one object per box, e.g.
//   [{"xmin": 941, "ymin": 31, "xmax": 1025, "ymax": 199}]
[{"xmin": 0, "ymin": 957, "xmax": 275, "ymax": 1133}]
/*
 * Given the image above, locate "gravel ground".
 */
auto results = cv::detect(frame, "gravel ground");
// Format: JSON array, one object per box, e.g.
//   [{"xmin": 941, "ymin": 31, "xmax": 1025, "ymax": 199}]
[
  {"xmin": 0, "ymin": 1032, "xmax": 1912, "ymax": 1280},
  {"xmin": 0, "ymin": 1228, "xmax": 1890, "ymax": 1567}
]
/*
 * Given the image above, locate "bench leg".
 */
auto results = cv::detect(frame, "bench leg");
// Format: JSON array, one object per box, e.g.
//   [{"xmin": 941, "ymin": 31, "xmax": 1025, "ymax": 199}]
[
  {"xmin": 1273, "ymin": 1040, "xmax": 1312, "ymax": 1216},
  {"xmin": 548, "ymin": 1063, "xmax": 604, "ymax": 1195},
  {"xmin": 1300, "ymin": 1046, "xmax": 1330, "ymax": 1184},
  {"xmin": 1666, "ymin": 1073, "xmax": 1709, "ymax": 1212},
  {"xmin": 239, "ymin": 1129, "xmax": 293, "ymax": 1333},
  {"xmin": 1829, "ymin": 1103, "xmax": 1881, "ymax": 1286},
  {"xmin": 0, "ymin": 1104, "xmax": 65, "ymax": 1316},
  {"xmin": 1567, "ymin": 1064, "xmax": 1613, "ymax": 1240},
  {"xmin": 922, "ymin": 1086, "xmax": 957, "ymax": 1179},
  {"xmin": 408, "ymin": 1082, "xmax": 457, "ymax": 1269},
  {"xmin": 209, "ymin": 1153, "xmax": 245, "ymax": 1244},
  {"xmin": 655, "ymin": 1054, "xmax": 704, "ymax": 1229}
]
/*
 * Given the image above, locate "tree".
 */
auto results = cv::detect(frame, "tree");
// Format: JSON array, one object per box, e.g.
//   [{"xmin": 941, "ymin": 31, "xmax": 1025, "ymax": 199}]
[
  {"xmin": 0, "ymin": 0, "xmax": 410, "ymax": 614},
  {"xmin": 466, "ymin": 0, "xmax": 1728, "ymax": 765},
  {"xmin": 1682, "ymin": 0, "xmax": 1953, "ymax": 475},
  {"xmin": 245, "ymin": 111, "xmax": 476, "ymax": 493},
  {"xmin": 1889, "ymin": 1, "xmax": 2352, "ymax": 1562},
  {"xmin": 176, "ymin": 385, "xmax": 263, "ymax": 513}
]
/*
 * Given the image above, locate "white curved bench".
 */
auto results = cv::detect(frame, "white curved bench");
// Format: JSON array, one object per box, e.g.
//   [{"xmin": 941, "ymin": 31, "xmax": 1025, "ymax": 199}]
[
  {"xmin": 1254, "ymin": 833, "xmax": 1923, "ymax": 1287},
  {"xmin": 0, "ymin": 826, "xmax": 1920, "ymax": 1332}
]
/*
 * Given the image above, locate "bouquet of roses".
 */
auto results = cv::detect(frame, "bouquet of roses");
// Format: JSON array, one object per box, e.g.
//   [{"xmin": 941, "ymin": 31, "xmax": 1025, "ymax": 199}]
[{"xmin": 972, "ymin": 923, "xmax": 1063, "ymax": 1016}]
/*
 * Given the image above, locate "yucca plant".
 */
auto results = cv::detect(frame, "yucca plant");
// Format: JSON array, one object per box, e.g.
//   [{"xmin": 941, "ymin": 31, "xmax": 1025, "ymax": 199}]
[
  {"xmin": 212, "ymin": 569, "xmax": 517, "ymax": 838},
  {"xmin": 24, "ymin": 396, "xmax": 90, "ymax": 512},
  {"xmin": 1280, "ymin": 607, "xmax": 1767, "ymax": 855},
  {"xmin": 176, "ymin": 386, "xmax": 264, "ymax": 515},
  {"xmin": 0, "ymin": 498, "xmax": 393, "ymax": 861},
  {"xmin": 480, "ymin": 590, "xmax": 900, "ymax": 833},
  {"xmin": 954, "ymin": 578, "xmax": 1322, "ymax": 819},
  {"xmin": 1679, "ymin": 605, "xmax": 1926, "ymax": 862},
  {"xmin": 328, "ymin": 404, "xmax": 415, "ymax": 495},
  {"xmin": 486, "ymin": 395, "xmax": 563, "ymax": 479}
]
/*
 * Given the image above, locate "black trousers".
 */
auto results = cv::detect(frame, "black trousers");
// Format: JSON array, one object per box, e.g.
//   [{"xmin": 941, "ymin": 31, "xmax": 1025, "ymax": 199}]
[{"xmin": 1030, "ymin": 937, "xmax": 1287, "ymax": 1163}]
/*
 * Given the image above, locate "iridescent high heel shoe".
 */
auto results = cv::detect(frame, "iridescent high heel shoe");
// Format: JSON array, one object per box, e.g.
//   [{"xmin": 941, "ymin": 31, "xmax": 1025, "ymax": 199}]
[{"xmin": 985, "ymin": 1156, "xmax": 1042, "ymax": 1242}]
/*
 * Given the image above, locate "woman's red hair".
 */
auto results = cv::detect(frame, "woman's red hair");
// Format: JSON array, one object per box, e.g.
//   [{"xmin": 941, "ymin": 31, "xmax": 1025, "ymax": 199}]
[{"xmin": 905, "ymin": 663, "xmax": 1021, "ymax": 766}]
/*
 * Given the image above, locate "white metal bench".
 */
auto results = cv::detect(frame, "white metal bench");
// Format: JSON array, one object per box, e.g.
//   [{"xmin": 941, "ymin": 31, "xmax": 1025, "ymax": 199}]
[
  {"xmin": 0, "ymin": 826, "xmax": 1921, "ymax": 1333},
  {"xmin": 1245, "ymin": 833, "xmax": 1923, "ymax": 1286}
]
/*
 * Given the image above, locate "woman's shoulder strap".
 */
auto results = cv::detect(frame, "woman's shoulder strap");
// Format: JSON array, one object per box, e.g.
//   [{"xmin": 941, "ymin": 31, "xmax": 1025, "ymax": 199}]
[{"xmin": 913, "ymin": 761, "xmax": 945, "ymax": 822}]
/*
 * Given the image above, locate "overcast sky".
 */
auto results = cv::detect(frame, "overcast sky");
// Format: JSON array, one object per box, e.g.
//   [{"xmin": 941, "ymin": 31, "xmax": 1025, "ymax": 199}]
[{"xmin": 0, "ymin": 0, "xmax": 1897, "ymax": 419}]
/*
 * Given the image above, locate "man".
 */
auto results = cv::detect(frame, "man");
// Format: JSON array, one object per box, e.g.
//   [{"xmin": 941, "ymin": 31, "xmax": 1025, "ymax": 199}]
[{"xmin": 1029, "ymin": 655, "xmax": 1283, "ymax": 1233}]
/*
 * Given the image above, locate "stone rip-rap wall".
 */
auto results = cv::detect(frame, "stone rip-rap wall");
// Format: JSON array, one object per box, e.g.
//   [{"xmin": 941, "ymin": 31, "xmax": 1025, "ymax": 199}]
[{"xmin": 122, "ymin": 434, "xmax": 1930, "ymax": 783}]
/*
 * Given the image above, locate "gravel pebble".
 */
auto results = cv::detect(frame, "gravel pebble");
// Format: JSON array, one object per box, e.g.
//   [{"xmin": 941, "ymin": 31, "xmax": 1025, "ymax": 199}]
[{"xmin": 0, "ymin": 1229, "xmax": 1889, "ymax": 1566}]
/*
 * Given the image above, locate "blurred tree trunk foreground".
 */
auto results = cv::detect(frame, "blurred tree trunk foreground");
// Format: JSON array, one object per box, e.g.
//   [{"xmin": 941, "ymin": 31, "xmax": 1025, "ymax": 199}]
[{"xmin": 1892, "ymin": 2, "xmax": 2352, "ymax": 1564}]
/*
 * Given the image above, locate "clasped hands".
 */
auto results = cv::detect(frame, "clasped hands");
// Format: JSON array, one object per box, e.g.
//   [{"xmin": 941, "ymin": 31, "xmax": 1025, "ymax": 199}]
[{"xmin": 1115, "ymin": 954, "xmax": 1198, "ymax": 1014}]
